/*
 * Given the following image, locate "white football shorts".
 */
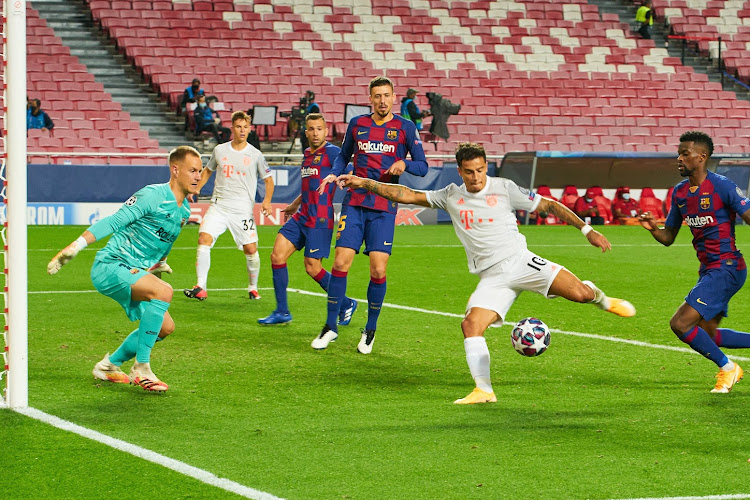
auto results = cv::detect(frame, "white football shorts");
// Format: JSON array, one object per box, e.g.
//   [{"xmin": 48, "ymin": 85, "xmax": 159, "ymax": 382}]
[
  {"xmin": 200, "ymin": 204, "xmax": 258, "ymax": 249},
  {"xmin": 465, "ymin": 248, "xmax": 565, "ymax": 327}
]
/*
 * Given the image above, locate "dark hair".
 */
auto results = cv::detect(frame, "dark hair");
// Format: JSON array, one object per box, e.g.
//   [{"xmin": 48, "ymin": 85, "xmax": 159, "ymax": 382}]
[
  {"xmin": 455, "ymin": 142, "xmax": 487, "ymax": 167},
  {"xmin": 305, "ymin": 112, "xmax": 325, "ymax": 125},
  {"xmin": 169, "ymin": 145, "xmax": 201, "ymax": 165},
  {"xmin": 369, "ymin": 76, "xmax": 394, "ymax": 94},
  {"xmin": 192, "ymin": 79, "xmax": 200, "ymax": 85},
  {"xmin": 34, "ymin": 99, "xmax": 42, "ymax": 107},
  {"xmin": 679, "ymin": 130, "xmax": 714, "ymax": 157}
]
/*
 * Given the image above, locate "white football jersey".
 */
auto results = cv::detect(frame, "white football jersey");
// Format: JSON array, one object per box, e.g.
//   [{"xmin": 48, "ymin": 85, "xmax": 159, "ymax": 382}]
[
  {"xmin": 206, "ymin": 142, "xmax": 272, "ymax": 214},
  {"xmin": 426, "ymin": 176, "xmax": 540, "ymax": 274}
]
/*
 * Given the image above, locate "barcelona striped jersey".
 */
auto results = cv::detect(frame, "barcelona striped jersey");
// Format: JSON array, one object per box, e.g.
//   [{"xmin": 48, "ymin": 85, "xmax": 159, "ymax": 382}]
[
  {"xmin": 666, "ymin": 170, "xmax": 750, "ymax": 272},
  {"xmin": 331, "ymin": 113, "xmax": 428, "ymax": 214},
  {"xmin": 293, "ymin": 142, "xmax": 340, "ymax": 229}
]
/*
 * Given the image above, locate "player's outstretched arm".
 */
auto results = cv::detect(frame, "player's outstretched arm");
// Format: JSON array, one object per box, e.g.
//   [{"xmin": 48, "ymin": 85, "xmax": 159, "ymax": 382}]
[
  {"xmin": 336, "ymin": 174, "xmax": 430, "ymax": 207},
  {"xmin": 47, "ymin": 231, "xmax": 96, "ymax": 275},
  {"xmin": 538, "ymin": 198, "xmax": 611, "ymax": 253},
  {"xmin": 638, "ymin": 211, "xmax": 678, "ymax": 246}
]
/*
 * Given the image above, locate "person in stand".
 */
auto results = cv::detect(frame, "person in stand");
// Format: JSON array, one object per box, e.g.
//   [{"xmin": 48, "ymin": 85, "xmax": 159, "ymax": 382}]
[
  {"xmin": 193, "ymin": 95, "xmax": 230, "ymax": 144},
  {"xmin": 640, "ymin": 130, "xmax": 750, "ymax": 393},
  {"xmin": 27, "ymin": 99, "xmax": 54, "ymax": 132},
  {"xmin": 574, "ymin": 187, "xmax": 605, "ymax": 225},
  {"xmin": 636, "ymin": 0, "xmax": 655, "ymax": 39},
  {"xmin": 400, "ymin": 88, "xmax": 429, "ymax": 131},
  {"xmin": 612, "ymin": 186, "xmax": 640, "ymax": 224}
]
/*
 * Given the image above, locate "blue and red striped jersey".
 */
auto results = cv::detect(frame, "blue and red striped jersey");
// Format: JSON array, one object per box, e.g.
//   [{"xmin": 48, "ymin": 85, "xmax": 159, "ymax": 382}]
[
  {"xmin": 666, "ymin": 170, "xmax": 750, "ymax": 272},
  {"xmin": 331, "ymin": 113, "xmax": 428, "ymax": 214},
  {"xmin": 293, "ymin": 142, "xmax": 340, "ymax": 229}
]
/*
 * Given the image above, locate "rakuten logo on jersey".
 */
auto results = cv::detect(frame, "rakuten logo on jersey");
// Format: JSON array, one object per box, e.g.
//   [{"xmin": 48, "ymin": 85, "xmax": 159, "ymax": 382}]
[
  {"xmin": 358, "ymin": 141, "xmax": 395, "ymax": 154},
  {"xmin": 686, "ymin": 214, "xmax": 715, "ymax": 227},
  {"xmin": 301, "ymin": 167, "xmax": 319, "ymax": 177}
]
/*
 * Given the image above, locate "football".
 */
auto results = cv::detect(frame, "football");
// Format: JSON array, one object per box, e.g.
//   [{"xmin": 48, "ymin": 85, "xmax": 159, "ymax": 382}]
[{"xmin": 511, "ymin": 317, "xmax": 551, "ymax": 357}]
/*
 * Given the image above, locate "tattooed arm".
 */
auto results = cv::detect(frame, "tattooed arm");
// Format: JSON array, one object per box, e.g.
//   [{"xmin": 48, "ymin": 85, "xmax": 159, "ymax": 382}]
[
  {"xmin": 537, "ymin": 197, "xmax": 612, "ymax": 253},
  {"xmin": 336, "ymin": 174, "xmax": 431, "ymax": 207}
]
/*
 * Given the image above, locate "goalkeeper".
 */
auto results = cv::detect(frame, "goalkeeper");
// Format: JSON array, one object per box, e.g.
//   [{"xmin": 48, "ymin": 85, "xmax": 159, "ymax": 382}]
[{"xmin": 46, "ymin": 146, "xmax": 203, "ymax": 392}]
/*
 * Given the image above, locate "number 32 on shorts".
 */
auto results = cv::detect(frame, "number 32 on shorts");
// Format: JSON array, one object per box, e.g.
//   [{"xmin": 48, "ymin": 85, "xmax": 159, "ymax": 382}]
[{"xmin": 242, "ymin": 219, "xmax": 256, "ymax": 231}]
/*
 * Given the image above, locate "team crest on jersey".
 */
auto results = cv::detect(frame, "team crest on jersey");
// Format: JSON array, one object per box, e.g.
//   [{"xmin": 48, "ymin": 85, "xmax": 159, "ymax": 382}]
[
  {"xmin": 125, "ymin": 196, "xmax": 137, "ymax": 206},
  {"xmin": 243, "ymin": 156, "xmax": 251, "ymax": 166},
  {"xmin": 313, "ymin": 154, "xmax": 322, "ymax": 164},
  {"xmin": 700, "ymin": 197, "xmax": 711, "ymax": 210},
  {"xmin": 486, "ymin": 195, "xmax": 498, "ymax": 207},
  {"xmin": 130, "ymin": 268, "xmax": 139, "ymax": 274},
  {"xmin": 387, "ymin": 129, "xmax": 398, "ymax": 140}
]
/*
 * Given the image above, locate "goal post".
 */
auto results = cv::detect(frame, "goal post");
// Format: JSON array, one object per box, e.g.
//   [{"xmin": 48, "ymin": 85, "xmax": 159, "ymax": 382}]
[{"xmin": 2, "ymin": 0, "xmax": 28, "ymax": 409}]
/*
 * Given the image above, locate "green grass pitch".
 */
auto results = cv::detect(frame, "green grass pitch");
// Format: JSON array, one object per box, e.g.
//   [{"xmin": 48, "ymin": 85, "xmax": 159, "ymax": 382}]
[{"xmin": 2, "ymin": 223, "xmax": 750, "ymax": 500}]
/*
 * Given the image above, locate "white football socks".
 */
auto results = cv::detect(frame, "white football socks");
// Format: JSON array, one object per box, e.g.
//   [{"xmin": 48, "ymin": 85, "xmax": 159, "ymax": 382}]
[
  {"xmin": 464, "ymin": 336, "xmax": 493, "ymax": 394},
  {"xmin": 196, "ymin": 244, "xmax": 211, "ymax": 289},
  {"xmin": 583, "ymin": 280, "xmax": 610, "ymax": 311},
  {"xmin": 246, "ymin": 251, "xmax": 260, "ymax": 291}
]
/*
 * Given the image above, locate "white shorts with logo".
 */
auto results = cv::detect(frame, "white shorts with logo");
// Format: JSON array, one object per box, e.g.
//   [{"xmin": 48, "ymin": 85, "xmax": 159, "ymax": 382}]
[
  {"xmin": 200, "ymin": 204, "xmax": 257, "ymax": 249},
  {"xmin": 466, "ymin": 248, "xmax": 565, "ymax": 327}
]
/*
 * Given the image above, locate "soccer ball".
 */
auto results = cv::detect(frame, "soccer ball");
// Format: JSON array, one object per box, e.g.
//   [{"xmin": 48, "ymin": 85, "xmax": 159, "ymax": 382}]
[{"xmin": 511, "ymin": 317, "xmax": 551, "ymax": 357}]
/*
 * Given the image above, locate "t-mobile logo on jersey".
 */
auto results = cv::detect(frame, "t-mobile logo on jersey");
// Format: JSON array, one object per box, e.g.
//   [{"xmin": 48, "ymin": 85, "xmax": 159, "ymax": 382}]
[{"xmin": 460, "ymin": 210, "xmax": 474, "ymax": 229}]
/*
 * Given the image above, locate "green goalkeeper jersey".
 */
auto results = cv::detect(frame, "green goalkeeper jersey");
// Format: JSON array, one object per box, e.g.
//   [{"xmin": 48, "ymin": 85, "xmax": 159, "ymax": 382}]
[{"xmin": 89, "ymin": 183, "xmax": 191, "ymax": 270}]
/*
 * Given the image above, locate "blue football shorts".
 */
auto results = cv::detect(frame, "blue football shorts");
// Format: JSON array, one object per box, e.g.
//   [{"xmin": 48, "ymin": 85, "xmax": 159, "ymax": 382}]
[
  {"xmin": 278, "ymin": 217, "xmax": 333, "ymax": 259},
  {"xmin": 686, "ymin": 261, "xmax": 747, "ymax": 320},
  {"xmin": 91, "ymin": 258, "xmax": 149, "ymax": 321},
  {"xmin": 335, "ymin": 204, "xmax": 395, "ymax": 255}
]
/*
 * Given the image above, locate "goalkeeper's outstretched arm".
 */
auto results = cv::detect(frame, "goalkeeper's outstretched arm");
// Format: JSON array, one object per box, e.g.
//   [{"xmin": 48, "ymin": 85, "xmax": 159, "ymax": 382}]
[{"xmin": 47, "ymin": 230, "xmax": 96, "ymax": 275}]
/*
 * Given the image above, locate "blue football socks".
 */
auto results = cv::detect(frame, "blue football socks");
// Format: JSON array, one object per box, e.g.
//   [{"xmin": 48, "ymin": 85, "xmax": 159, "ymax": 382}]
[
  {"xmin": 366, "ymin": 276, "xmax": 387, "ymax": 332},
  {"xmin": 715, "ymin": 328, "xmax": 750, "ymax": 348},
  {"xmin": 326, "ymin": 270, "xmax": 347, "ymax": 332},
  {"xmin": 679, "ymin": 326, "xmax": 729, "ymax": 367},
  {"xmin": 272, "ymin": 263, "xmax": 289, "ymax": 314}
]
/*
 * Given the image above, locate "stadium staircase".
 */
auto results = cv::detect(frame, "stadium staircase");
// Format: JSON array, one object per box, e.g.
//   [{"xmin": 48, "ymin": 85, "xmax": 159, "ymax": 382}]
[{"xmin": 30, "ymin": 0, "xmax": 185, "ymax": 153}]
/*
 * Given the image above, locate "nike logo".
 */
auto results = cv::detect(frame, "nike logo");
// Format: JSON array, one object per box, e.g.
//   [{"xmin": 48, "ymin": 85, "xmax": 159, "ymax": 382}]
[
  {"xmin": 678, "ymin": 203, "xmax": 686, "ymax": 208},
  {"xmin": 357, "ymin": 130, "xmax": 367, "ymax": 136},
  {"xmin": 310, "ymin": 248, "xmax": 319, "ymax": 253},
  {"xmin": 384, "ymin": 242, "xmax": 392, "ymax": 246},
  {"xmin": 697, "ymin": 298, "xmax": 707, "ymax": 305}
]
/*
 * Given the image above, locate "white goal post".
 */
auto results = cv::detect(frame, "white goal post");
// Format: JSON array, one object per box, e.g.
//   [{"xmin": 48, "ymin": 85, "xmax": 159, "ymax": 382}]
[{"xmin": 1, "ymin": 0, "xmax": 28, "ymax": 409}]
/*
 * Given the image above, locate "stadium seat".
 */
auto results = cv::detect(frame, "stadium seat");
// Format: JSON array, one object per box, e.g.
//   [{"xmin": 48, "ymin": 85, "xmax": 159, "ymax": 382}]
[
  {"xmin": 560, "ymin": 185, "xmax": 579, "ymax": 211},
  {"xmin": 639, "ymin": 187, "xmax": 664, "ymax": 218},
  {"xmin": 534, "ymin": 185, "xmax": 562, "ymax": 225}
]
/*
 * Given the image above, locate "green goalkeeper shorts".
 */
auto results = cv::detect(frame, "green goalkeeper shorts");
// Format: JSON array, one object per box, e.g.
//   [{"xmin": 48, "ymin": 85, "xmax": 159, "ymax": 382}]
[{"xmin": 91, "ymin": 258, "xmax": 149, "ymax": 321}]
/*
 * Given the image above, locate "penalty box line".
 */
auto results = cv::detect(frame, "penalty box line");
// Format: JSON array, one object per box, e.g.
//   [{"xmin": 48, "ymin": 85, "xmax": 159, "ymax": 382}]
[{"xmin": 11, "ymin": 406, "xmax": 284, "ymax": 500}]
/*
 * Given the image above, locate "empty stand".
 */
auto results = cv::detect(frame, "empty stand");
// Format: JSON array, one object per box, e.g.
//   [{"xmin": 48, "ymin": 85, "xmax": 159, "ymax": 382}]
[
  {"xmin": 26, "ymin": 4, "xmax": 166, "ymax": 159},
  {"xmin": 70, "ymin": 0, "xmax": 750, "ymax": 155}
]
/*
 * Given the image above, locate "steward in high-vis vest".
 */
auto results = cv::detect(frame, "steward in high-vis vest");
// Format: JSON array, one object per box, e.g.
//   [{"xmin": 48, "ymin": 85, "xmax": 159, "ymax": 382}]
[
  {"xmin": 400, "ymin": 88, "xmax": 424, "ymax": 131},
  {"xmin": 636, "ymin": 0, "xmax": 654, "ymax": 39}
]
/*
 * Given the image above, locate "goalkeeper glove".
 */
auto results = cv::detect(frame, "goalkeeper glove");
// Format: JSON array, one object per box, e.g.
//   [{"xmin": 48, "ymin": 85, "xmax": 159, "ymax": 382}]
[
  {"xmin": 147, "ymin": 260, "xmax": 173, "ymax": 278},
  {"xmin": 47, "ymin": 236, "xmax": 87, "ymax": 275}
]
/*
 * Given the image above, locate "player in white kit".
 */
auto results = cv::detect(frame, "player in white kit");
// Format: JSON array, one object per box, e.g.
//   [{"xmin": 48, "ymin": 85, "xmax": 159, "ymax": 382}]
[
  {"xmin": 185, "ymin": 111, "xmax": 275, "ymax": 300},
  {"xmin": 336, "ymin": 142, "xmax": 636, "ymax": 404}
]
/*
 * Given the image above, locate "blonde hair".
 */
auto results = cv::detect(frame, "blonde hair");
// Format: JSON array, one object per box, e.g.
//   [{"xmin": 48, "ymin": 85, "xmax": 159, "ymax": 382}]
[
  {"xmin": 231, "ymin": 110, "xmax": 251, "ymax": 125},
  {"xmin": 169, "ymin": 145, "xmax": 201, "ymax": 165}
]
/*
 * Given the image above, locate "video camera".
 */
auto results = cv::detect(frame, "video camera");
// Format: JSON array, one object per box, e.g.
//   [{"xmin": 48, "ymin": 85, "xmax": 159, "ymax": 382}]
[{"xmin": 279, "ymin": 94, "xmax": 312, "ymax": 125}]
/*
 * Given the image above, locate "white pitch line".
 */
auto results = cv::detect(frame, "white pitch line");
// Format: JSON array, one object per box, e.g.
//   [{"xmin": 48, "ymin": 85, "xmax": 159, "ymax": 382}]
[
  {"xmin": 14, "ymin": 286, "xmax": 750, "ymax": 500},
  {"xmin": 610, "ymin": 495, "xmax": 750, "ymax": 500},
  {"xmin": 13, "ymin": 407, "xmax": 284, "ymax": 500}
]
